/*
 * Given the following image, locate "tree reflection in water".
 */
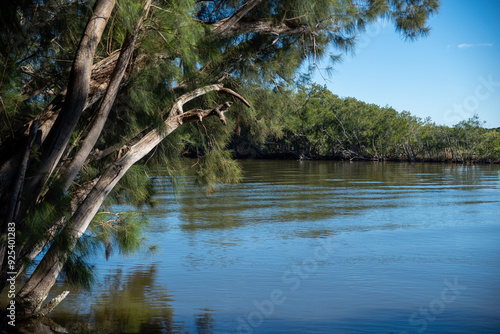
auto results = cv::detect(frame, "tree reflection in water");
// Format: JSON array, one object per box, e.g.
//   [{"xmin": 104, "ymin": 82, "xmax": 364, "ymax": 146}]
[
  {"xmin": 91, "ymin": 266, "xmax": 174, "ymax": 333},
  {"xmin": 195, "ymin": 311, "xmax": 215, "ymax": 334},
  {"xmin": 45, "ymin": 265, "xmax": 216, "ymax": 333}
]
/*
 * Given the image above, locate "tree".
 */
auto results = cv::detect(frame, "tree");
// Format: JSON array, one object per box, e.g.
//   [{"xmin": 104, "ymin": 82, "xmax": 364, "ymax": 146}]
[{"xmin": 0, "ymin": 0, "xmax": 440, "ymax": 322}]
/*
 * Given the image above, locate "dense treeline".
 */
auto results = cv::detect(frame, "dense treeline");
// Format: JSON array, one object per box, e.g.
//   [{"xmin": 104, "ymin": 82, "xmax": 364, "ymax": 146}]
[{"xmin": 232, "ymin": 84, "xmax": 500, "ymax": 163}]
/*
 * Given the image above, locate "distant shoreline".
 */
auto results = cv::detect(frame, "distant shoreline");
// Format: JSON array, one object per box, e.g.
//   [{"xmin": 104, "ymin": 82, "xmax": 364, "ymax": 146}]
[{"xmin": 231, "ymin": 150, "xmax": 500, "ymax": 164}]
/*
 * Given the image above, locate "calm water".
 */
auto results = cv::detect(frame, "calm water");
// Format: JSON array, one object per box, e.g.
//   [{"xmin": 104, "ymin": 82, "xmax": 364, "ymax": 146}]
[{"xmin": 48, "ymin": 160, "xmax": 500, "ymax": 333}]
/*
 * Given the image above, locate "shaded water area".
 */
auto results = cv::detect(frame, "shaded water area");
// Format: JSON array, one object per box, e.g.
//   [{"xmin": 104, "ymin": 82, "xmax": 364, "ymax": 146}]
[{"xmin": 43, "ymin": 161, "xmax": 500, "ymax": 333}]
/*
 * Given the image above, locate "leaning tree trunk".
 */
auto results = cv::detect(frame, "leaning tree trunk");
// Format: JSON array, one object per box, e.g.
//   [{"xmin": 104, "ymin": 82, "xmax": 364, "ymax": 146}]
[
  {"xmin": 16, "ymin": 84, "xmax": 250, "ymax": 316},
  {"xmin": 59, "ymin": 0, "xmax": 151, "ymax": 193},
  {"xmin": 0, "ymin": 0, "xmax": 116, "ymax": 297},
  {"xmin": 10, "ymin": 0, "xmax": 150, "ymax": 316},
  {"xmin": 1, "ymin": 2, "xmax": 151, "ymax": 302},
  {"xmin": 22, "ymin": 0, "xmax": 116, "ymax": 209}
]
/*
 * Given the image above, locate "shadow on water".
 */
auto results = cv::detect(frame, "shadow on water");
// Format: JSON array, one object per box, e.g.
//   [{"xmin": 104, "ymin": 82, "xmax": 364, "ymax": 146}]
[{"xmin": 13, "ymin": 266, "xmax": 217, "ymax": 334}]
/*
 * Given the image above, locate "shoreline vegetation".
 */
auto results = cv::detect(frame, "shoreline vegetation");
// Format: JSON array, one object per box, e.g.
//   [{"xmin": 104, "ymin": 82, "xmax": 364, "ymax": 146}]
[{"xmin": 223, "ymin": 85, "xmax": 500, "ymax": 164}]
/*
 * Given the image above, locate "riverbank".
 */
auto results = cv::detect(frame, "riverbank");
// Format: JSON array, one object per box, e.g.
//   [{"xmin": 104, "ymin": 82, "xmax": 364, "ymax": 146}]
[{"xmin": 231, "ymin": 141, "xmax": 500, "ymax": 164}]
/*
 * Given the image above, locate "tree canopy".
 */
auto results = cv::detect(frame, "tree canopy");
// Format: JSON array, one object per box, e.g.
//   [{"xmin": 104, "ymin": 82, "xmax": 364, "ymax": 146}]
[{"xmin": 0, "ymin": 0, "xmax": 440, "ymax": 321}]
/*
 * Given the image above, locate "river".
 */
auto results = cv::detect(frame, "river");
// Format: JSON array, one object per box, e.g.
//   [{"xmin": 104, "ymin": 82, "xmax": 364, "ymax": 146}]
[{"xmin": 47, "ymin": 160, "xmax": 500, "ymax": 333}]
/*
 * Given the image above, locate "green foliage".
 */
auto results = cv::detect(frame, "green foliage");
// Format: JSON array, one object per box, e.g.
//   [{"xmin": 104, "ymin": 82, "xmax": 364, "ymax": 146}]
[
  {"xmin": 195, "ymin": 149, "xmax": 243, "ymax": 191},
  {"xmin": 117, "ymin": 0, "xmax": 145, "ymax": 34},
  {"xmin": 91, "ymin": 210, "xmax": 156, "ymax": 258},
  {"xmin": 234, "ymin": 85, "xmax": 290, "ymax": 144},
  {"xmin": 108, "ymin": 165, "xmax": 155, "ymax": 207},
  {"xmin": 16, "ymin": 189, "xmax": 73, "ymax": 257},
  {"xmin": 0, "ymin": 0, "xmax": 89, "ymax": 138},
  {"xmin": 390, "ymin": 0, "xmax": 441, "ymax": 40},
  {"xmin": 239, "ymin": 84, "xmax": 498, "ymax": 162},
  {"xmin": 60, "ymin": 255, "xmax": 96, "ymax": 290},
  {"xmin": 481, "ymin": 130, "xmax": 500, "ymax": 159}
]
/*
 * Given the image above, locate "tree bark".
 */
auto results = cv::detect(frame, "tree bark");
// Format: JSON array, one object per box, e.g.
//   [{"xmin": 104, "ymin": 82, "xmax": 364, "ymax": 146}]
[
  {"xmin": 0, "ymin": 121, "xmax": 38, "ymax": 292},
  {"xmin": 60, "ymin": 0, "xmax": 151, "ymax": 192},
  {"xmin": 23, "ymin": 0, "xmax": 116, "ymax": 205},
  {"xmin": 0, "ymin": 0, "xmax": 116, "ymax": 315}
]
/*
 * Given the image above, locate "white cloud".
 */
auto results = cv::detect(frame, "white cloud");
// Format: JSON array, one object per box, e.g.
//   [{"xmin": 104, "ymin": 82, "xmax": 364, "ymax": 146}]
[{"xmin": 458, "ymin": 43, "xmax": 494, "ymax": 48}]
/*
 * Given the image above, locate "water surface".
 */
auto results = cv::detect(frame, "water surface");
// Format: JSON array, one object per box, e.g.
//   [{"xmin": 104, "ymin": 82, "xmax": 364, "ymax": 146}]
[{"xmin": 50, "ymin": 161, "xmax": 500, "ymax": 333}]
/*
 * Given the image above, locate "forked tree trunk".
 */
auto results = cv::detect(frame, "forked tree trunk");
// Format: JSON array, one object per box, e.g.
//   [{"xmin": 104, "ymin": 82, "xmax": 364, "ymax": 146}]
[
  {"xmin": 23, "ymin": 0, "xmax": 116, "ymax": 205},
  {"xmin": 11, "ymin": 0, "xmax": 151, "ymax": 316},
  {"xmin": 60, "ymin": 1, "xmax": 151, "ymax": 192},
  {"xmin": 0, "ymin": 0, "xmax": 116, "ymax": 296}
]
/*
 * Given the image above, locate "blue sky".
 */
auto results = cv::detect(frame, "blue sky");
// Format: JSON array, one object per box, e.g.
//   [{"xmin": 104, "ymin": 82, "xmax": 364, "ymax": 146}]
[{"xmin": 313, "ymin": 0, "xmax": 500, "ymax": 128}]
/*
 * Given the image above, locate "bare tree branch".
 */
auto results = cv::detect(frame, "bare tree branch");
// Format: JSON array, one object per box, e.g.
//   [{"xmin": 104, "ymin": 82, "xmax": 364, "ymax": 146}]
[
  {"xmin": 212, "ymin": 17, "xmax": 311, "ymax": 38},
  {"xmin": 213, "ymin": 0, "xmax": 263, "ymax": 36}
]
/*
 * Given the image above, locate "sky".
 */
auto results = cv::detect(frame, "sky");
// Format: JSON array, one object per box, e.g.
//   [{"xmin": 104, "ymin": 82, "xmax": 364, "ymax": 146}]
[{"xmin": 312, "ymin": 0, "xmax": 500, "ymax": 128}]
